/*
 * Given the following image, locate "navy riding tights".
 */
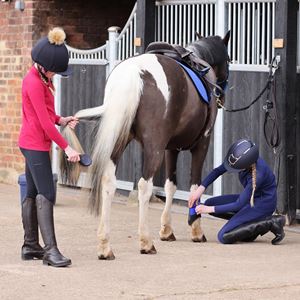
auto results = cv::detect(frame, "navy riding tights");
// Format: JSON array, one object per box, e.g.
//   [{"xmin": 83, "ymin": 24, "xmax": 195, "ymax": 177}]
[
  {"xmin": 20, "ymin": 148, "xmax": 55, "ymax": 204},
  {"xmin": 205, "ymin": 195, "xmax": 274, "ymax": 244}
]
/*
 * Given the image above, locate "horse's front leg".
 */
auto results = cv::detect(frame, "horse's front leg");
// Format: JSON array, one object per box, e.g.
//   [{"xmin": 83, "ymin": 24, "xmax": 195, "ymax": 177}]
[
  {"xmin": 138, "ymin": 177, "xmax": 157, "ymax": 254},
  {"xmin": 159, "ymin": 149, "xmax": 179, "ymax": 241},
  {"xmin": 97, "ymin": 160, "xmax": 116, "ymax": 260},
  {"xmin": 190, "ymin": 138, "xmax": 211, "ymax": 243}
]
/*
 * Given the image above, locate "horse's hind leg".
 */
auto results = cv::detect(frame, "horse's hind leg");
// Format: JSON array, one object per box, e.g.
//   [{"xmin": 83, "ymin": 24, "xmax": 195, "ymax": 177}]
[
  {"xmin": 138, "ymin": 148, "xmax": 165, "ymax": 254},
  {"xmin": 138, "ymin": 177, "xmax": 157, "ymax": 254},
  {"xmin": 97, "ymin": 160, "xmax": 116, "ymax": 260},
  {"xmin": 159, "ymin": 149, "xmax": 178, "ymax": 241}
]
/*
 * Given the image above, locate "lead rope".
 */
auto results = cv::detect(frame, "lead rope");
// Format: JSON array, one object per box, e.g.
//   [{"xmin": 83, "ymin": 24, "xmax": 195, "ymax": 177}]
[
  {"xmin": 218, "ymin": 57, "xmax": 282, "ymax": 193},
  {"xmin": 216, "ymin": 57, "xmax": 281, "ymax": 151}
]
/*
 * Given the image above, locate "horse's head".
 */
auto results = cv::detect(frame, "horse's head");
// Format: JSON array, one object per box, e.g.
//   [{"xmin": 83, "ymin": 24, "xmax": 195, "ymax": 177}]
[{"xmin": 187, "ymin": 31, "xmax": 230, "ymax": 106}]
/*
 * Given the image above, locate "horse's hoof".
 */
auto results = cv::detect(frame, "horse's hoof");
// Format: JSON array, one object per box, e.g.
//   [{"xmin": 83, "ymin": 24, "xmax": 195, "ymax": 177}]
[
  {"xmin": 98, "ymin": 250, "xmax": 115, "ymax": 260},
  {"xmin": 160, "ymin": 233, "xmax": 176, "ymax": 242},
  {"xmin": 192, "ymin": 235, "xmax": 207, "ymax": 243},
  {"xmin": 140, "ymin": 245, "xmax": 157, "ymax": 254}
]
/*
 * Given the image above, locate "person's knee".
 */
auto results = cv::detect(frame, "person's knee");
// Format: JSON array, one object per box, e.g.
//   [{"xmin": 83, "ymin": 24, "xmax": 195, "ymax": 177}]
[
  {"xmin": 217, "ymin": 230, "xmax": 228, "ymax": 244},
  {"xmin": 40, "ymin": 189, "xmax": 55, "ymax": 204},
  {"xmin": 26, "ymin": 190, "xmax": 37, "ymax": 201}
]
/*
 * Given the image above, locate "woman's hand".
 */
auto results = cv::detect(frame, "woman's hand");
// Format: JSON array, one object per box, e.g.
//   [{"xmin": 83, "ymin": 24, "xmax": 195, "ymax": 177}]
[
  {"xmin": 59, "ymin": 116, "xmax": 79, "ymax": 129},
  {"xmin": 195, "ymin": 204, "xmax": 215, "ymax": 214},
  {"xmin": 188, "ymin": 185, "xmax": 205, "ymax": 208},
  {"xmin": 64, "ymin": 145, "xmax": 80, "ymax": 163}
]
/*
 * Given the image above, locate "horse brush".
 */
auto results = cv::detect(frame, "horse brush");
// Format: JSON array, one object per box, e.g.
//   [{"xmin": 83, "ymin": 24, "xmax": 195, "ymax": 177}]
[{"xmin": 79, "ymin": 153, "xmax": 92, "ymax": 166}]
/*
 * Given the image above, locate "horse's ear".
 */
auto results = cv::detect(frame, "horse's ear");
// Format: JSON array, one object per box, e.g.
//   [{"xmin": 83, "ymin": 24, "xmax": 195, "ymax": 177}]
[
  {"xmin": 223, "ymin": 30, "xmax": 230, "ymax": 46},
  {"xmin": 195, "ymin": 32, "xmax": 203, "ymax": 40}
]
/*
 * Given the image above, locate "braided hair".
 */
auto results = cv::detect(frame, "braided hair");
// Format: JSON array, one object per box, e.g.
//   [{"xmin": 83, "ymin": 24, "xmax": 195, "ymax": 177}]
[
  {"xmin": 250, "ymin": 163, "xmax": 257, "ymax": 207},
  {"xmin": 36, "ymin": 63, "xmax": 55, "ymax": 96}
]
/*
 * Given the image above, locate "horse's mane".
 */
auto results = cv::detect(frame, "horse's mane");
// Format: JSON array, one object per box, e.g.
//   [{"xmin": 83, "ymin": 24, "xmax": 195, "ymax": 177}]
[{"xmin": 187, "ymin": 36, "xmax": 228, "ymax": 67}]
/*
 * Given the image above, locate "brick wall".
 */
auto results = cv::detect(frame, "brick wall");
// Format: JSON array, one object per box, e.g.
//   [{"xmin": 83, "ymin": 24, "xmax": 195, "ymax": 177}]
[
  {"xmin": 0, "ymin": 0, "xmax": 34, "ymax": 182},
  {"xmin": 33, "ymin": 0, "xmax": 136, "ymax": 48},
  {"xmin": 0, "ymin": 0, "xmax": 135, "ymax": 183}
]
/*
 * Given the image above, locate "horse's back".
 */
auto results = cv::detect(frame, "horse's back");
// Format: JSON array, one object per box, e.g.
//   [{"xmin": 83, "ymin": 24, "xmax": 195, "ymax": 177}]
[{"xmin": 118, "ymin": 54, "xmax": 210, "ymax": 150}]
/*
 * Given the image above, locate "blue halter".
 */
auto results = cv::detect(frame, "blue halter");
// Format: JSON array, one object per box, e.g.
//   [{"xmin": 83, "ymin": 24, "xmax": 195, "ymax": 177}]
[{"xmin": 216, "ymin": 62, "xmax": 229, "ymax": 94}]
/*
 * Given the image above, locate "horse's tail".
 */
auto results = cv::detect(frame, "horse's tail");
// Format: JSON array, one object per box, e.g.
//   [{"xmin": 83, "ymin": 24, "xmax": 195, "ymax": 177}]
[
  {"xmin": 59, "ymin": 105, "xmax": 105, "ymax": 185},
  {"xmin": 89, "ymin": 61, "xmax": 143, "ymax": 214}
]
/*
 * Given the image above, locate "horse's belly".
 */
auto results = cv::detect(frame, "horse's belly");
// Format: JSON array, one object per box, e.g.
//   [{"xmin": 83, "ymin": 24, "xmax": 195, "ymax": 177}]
[{"xmin": 166, "ymin": 119, "xmax": 207, "ymax": 150}]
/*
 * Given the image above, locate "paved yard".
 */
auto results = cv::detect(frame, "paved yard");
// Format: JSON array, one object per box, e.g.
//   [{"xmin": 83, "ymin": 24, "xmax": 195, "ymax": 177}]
[{"xmin": 0, "ymin": 183, "xmax": 300, "ymax": 300}]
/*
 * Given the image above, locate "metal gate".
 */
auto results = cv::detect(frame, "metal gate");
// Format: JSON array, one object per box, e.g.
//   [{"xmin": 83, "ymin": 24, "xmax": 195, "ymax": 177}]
[{"xmin": 53, "ymin": 0, "xmax": 300, "ymax": 208}]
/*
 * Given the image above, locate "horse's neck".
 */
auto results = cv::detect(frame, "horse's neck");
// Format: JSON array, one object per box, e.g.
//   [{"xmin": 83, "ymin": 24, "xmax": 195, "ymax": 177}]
[{"xmin": 187, "ymin": 43, "xmax": 215, "ymax": 67}]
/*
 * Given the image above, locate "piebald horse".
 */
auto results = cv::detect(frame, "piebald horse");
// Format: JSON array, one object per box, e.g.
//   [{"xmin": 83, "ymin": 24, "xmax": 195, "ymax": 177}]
[{"xmin": 61, "ymin": 32, "xmax": 230, "ymax": 259}]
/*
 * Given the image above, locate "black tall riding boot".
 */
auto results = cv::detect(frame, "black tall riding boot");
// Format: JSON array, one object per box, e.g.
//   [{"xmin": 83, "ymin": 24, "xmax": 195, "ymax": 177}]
[
  {"xmin": 269, "ymin": 215, "xmax": 286, "ymax": 245},
  {"xmin": 222, "ymin": 215, "xmax": 285, "ymax": 245},
  {"xmin": 36, "ymin": 194, "xmax": 71, "ymax": 267},
  {"xmin": 21, "ymin": 197, "xmax": 44, "ymax": 260}
]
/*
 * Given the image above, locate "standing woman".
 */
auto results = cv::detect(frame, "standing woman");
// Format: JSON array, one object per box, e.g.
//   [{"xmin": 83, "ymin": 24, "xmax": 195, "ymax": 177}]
[
  {"xmin": 188, "ymin": 139, "xmax": 285, "ymax": 245},
  {"xmin": 19, "ymin": 27, "xmax": 80, "ymax": 267}
]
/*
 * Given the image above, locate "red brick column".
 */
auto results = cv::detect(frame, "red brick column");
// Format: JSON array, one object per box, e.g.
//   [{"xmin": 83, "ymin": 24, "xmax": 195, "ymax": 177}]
[
  {"xmin": 0, "ymin": 0, "xmax": 135, "ymax": 183},
  {"xmin": 0, "ymin": 1, "xmax": 34, "ymax": 182}
]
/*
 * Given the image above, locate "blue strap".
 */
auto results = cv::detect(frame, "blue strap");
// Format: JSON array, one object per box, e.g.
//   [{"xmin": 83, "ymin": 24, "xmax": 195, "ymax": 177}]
[{"xmin": 178, "ymin": 62, "xmax": 210, "ymax": 103}]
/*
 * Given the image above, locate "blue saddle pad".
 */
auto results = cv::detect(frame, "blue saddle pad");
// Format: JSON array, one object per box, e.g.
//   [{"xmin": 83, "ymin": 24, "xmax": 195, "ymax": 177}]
[{"xmin": 178, "ymin": 62, "xmax": 210, "ymax": 103}]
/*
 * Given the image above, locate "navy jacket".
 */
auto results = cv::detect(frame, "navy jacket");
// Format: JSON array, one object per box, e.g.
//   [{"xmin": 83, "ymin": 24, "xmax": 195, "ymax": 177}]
[{"xmin": 201, "ymin": 158, "xmax": 277, "ymax": 214}]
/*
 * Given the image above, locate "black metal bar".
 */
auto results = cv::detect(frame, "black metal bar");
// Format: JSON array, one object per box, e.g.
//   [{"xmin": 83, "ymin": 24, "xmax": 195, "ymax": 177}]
[
  {"xmin": 274, "ymin": 0, "xmax": 298, "ymax": 223},
  {"xmin": 136, "ymin": 0, "xmax": 156, "ymax": 54}
]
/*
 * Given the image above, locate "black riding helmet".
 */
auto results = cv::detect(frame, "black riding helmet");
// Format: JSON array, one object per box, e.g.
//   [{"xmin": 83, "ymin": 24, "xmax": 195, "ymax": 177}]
[
  {"xmin": 223, "ymin": 139, "xmax": 259, "ymax": 172},
  {"xmin": 31, "ymin": 27, "xmax": 72, "ymax": 76}
]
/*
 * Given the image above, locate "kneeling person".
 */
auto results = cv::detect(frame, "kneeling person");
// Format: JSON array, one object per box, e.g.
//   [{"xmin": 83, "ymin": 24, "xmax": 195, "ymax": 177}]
[{"xmin": 188, "ymin": 139, "xmax": 285, "ymax": 245}]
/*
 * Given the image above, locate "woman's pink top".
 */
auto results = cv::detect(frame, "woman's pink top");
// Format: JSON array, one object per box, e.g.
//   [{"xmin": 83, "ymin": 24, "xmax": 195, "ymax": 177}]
[{"xmin": 19, "ymin": 66, "xmax": 68, "ymax": 151}]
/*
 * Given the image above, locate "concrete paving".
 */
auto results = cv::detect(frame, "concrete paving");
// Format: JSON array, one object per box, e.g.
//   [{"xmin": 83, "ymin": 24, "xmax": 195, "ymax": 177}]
[{"xmin": 0, "ymin": 182, "xmax": 300, "ymax": 300}]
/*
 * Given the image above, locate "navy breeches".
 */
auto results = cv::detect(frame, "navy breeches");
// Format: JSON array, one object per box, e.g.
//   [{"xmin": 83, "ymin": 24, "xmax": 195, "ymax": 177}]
[
  {"xmin": 20, "ymin": 148, "xmax": 55, "ymax": 204},
  {"xmin": 205, "ymin": 195, "xmax": 274, "ymax": 244}
]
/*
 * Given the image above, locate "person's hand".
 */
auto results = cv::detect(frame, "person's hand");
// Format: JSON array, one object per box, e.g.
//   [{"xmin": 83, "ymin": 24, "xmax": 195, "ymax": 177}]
[
  {"xmin": 59, "ymin": 116, "xmax": 79, "ymax": 129},
  {"xmin": 64, "ymin": 145, "xmax": 80, "ymax": 163},
  {"xmin": 188, "ymin": 185, "xmax": 205, "ymax": 208},
  {"xmin": 195, "ymin": 204, "xmax": 215, "ymax": 214}
]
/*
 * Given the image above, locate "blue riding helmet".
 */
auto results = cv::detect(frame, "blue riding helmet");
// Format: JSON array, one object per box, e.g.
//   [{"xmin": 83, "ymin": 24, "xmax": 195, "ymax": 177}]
[{"xmin": 223, "ymin": 139, "xmax": 259, "ymax": 172}]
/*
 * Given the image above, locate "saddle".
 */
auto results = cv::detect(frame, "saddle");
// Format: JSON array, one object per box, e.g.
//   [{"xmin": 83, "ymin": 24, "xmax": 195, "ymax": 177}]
[
  {"xmin": 145, "ymin": 42, "xmax": 210, "ymax": 77},
  {"xmin": 145, "ymin": 42, "xmax": 212, "ymax": 103}
]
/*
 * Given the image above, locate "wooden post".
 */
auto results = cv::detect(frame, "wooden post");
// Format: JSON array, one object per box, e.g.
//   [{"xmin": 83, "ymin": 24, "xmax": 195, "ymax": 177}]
[
  {"xmin": 275, "ymin": 0, "xmax": 298, "ymax": 223},
  {"xmin": 135, "ymin": 0, "xmax": 155, "ymax": 54}
]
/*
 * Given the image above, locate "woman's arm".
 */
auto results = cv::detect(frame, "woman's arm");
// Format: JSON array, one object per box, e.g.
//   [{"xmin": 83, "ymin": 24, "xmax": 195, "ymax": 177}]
[
  {"xmin": 201, "ymin": 164, "xmax": 227, "ymax": 188},
  {"xmin": 188, "ymin": 184, "xmax": 205, "ymax": 208},
  {"xmin": 214, "ymin": 182, "xmax": 253, "ymax": 214},
  {"xmin": 27, "ymin": 83, "xmax": 68, "ymax": 149},
  {"xmin": 57, "ymin": 116, "xmax": 79, "ymax": 129},
  {"xmin": 188, "ymin": 164, "xmax": 227, "ymax": 208}
]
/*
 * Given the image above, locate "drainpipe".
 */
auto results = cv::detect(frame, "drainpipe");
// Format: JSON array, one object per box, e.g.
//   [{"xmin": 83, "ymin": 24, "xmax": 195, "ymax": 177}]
[
  {"xmin": 52, "ymin": 75, "xmax": 62, "ymax": 176},
  {"xmin": 213, "ymin": 0, "xmax": 225, "ymax": 196}
]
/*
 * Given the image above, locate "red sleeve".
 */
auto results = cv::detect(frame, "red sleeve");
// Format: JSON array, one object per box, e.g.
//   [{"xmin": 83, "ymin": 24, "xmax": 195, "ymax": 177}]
[{"xmin": 27, "ymin": 82, "xmax": 68, "ymax": 150}]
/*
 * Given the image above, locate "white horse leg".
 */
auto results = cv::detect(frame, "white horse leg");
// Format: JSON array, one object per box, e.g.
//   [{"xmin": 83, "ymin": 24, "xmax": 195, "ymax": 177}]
[
  {"xmin": 190, "ymin": 184, "xmax": 207, "ymax": 243},
  {"xmin": 138, "ymin": 177, "xmax": 157, "ymax": 254},
  {"xmin": 159, "ymin": 179, "xmax": 177, "ymax": 241},
  {"xmin": 97, "ymin": 160, "xmax": 116, "ymax": 260}
]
